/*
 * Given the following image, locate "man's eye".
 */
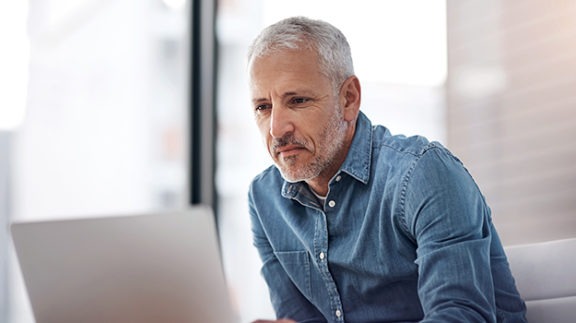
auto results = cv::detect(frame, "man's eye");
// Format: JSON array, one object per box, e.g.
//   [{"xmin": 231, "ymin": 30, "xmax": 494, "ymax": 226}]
[
  {"xmin": 290, "ymin": 97, "xmax": 310, "ymax": 105},
  {"xmin": 255, "ymin": 104, "xmax": 271, "ymax": 112}
]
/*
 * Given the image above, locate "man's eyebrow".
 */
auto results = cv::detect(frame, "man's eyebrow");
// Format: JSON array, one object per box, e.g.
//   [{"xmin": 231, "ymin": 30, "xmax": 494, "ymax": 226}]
[
  {"xmin": 282, "ymin": 91, "xmax": 316, "ymax": 99},
  {"xmin": 251, "ymin": 90, "xmax": 314, "ymax": 104},
  {"xmin": 252, "ymin": 98, "xmax": 269, "ymax": 104}
]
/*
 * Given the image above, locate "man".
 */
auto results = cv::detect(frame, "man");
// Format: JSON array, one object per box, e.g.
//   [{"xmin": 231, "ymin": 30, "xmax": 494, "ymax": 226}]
[{"xmin": 247, "ymin": 16, "xmax": 526, "ymax": 322}]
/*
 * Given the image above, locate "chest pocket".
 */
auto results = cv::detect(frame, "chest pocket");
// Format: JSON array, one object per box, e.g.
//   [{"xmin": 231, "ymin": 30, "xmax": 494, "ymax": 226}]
[
  {"xmin": 275, "ymin": 250, "xmax": 313, "ymax": 296},
  {"xmin": 275, "ymin": 250, "xmax": 332, "ymax": 311}
]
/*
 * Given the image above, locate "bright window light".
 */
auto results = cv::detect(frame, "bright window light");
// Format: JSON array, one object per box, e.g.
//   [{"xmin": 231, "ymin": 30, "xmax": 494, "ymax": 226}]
[{"xmin": 0, "ymin": 1, "xmax": 29, "ymax": 130}]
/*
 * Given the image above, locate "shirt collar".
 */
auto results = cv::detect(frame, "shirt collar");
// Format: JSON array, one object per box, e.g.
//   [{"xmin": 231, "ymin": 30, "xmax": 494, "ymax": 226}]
[{"xmin": 338, "ymin": 111, "xmax": 372, "ymax": 184}]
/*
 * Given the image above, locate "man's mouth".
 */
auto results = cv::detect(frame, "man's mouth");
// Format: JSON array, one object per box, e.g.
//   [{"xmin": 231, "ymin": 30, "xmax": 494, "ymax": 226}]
[{"xmin": 275, "ymin": 144, "xmax": 306, "ymax": 157}]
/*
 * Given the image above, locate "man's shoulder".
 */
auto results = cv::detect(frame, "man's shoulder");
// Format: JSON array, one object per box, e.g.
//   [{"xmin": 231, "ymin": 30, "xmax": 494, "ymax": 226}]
[{"xmin": 371, "ymin": 124, "xmax": 443, "ymax": 158}]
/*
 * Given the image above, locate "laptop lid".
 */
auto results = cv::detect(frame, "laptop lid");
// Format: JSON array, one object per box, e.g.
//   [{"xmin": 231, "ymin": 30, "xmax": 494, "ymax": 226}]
[{"xmin": 11, "ymin": 206, "xmax": 239, "ymax": 323}]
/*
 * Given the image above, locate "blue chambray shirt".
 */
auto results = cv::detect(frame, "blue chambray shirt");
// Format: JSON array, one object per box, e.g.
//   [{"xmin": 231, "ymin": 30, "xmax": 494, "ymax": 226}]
[{"xmin": 248, "ymin": 112, "xmax": 527, "ymax": 322}]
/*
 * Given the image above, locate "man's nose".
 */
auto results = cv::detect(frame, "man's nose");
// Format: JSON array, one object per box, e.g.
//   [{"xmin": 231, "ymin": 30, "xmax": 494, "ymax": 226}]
[{"xmin": 269, "ymin": 106, "xmax": 294, "ymax": 139}]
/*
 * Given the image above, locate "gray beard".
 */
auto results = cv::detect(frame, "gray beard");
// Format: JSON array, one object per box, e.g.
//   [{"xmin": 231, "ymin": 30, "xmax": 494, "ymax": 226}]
[{"xmin": 276, "ymin": 113, "xmax": 348, "ymax": 183}]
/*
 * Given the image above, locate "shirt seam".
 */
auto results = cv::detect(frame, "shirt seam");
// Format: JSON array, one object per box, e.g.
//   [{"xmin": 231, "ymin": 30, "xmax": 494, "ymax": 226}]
[{"xmin": 398, "ymin": 144, "xmax": 441, "ymax": 238}]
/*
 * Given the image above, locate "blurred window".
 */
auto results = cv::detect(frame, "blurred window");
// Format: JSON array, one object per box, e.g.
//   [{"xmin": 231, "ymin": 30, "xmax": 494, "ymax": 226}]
[{"xmin": 4, "ymin": 1, "xmax": 190, "ymax": 321}]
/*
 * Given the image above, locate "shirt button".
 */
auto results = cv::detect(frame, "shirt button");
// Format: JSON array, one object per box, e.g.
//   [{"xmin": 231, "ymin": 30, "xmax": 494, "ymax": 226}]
[
  {"xmin": 335, "ymin": 175, "xmax": 342, "ymax": 182},
  {"xmin": 319, "ymin": 252, "xmax": 325, "ymax": 260},
  {"xmin": 328, "ymin": 200, "xmax": 336, "ymax": 208},
  {"xmin": 335, "ymin": 309, "xmax": 342, "ymax": 318}
]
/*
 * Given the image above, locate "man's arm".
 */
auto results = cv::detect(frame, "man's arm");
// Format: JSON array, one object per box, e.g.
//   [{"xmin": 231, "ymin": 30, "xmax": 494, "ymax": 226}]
[
  {"xmin": 402, "ymin": 147, "xmax": 498, "ymax": 322},
  {"xmin": 249, "ymin": 198, "xmax": 326, "ymax": 322}
]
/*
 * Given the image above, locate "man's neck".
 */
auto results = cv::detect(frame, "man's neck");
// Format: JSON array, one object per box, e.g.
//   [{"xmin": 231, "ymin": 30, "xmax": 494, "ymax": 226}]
[
  {"xmin": 306, "ymin": 160, "xmax": 343, "ymax": 196},
  {"xmin": 306, "ymin": 179, "xmax": 330, "ymax": 197}
]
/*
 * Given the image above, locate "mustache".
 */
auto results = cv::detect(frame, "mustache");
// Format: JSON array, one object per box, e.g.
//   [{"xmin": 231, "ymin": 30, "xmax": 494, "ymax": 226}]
[{"xmin": 271, "ymin": 133, "xmax": 308, "ymax": 153}]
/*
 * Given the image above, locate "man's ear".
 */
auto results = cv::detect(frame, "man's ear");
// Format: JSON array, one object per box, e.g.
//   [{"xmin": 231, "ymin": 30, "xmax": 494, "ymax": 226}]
[{"xmin": 340, "ymin": 75, "xmax": 361, "ymax": 122}]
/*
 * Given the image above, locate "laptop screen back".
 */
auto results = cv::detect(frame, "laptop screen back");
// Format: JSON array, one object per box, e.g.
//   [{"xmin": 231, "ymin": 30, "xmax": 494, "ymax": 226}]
[{"xmin": 11, "ymin": 206, "xmax": 239, "ymax": 323}]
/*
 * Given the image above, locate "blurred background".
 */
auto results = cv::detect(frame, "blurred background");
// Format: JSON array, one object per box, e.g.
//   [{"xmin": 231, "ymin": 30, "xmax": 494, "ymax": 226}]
[{"xmin": 1, "ymin": 0, "xmax": 575, "ymax": 322}]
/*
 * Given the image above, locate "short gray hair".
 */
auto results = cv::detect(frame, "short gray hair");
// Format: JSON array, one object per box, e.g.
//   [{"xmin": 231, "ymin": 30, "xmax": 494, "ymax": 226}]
[{"xmin": 248, "ymin": 16, "xmax": 355, "ymax": 90}]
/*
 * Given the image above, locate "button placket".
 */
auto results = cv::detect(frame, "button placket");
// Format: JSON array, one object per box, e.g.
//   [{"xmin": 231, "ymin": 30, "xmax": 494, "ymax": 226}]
[
  {"xmin": 315, "ymin": 203, "xmax": 344, "ymax": 322},
  {"xmin": 335, "ymin": 309, "xmax": 342, "ymax": 318}
]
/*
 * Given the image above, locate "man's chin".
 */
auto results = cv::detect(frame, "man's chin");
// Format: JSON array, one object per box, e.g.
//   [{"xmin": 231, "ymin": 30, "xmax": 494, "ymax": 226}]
[
  {"xmin": 281, "ymin": 176, "xmax": 303, "ymax": 184},
  {"xmin": 276, "ymin": 166, "xmax": 317, "ymax": 184},
  {"xmin": 276, "ymin": 168, "xmax": 302, "ymax": 183}
]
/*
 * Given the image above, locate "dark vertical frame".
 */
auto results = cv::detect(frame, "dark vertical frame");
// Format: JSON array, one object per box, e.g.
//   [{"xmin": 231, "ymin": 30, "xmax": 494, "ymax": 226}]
[{"xmin": 188, "ymin": 0, "xmax": 217, "ymax": 212}]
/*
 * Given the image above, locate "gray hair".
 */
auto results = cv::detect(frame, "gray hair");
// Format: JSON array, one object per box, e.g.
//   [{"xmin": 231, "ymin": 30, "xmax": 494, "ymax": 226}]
[{"xmin": 248, "ymin": 16, "xmax": 355, "ymax": 90}]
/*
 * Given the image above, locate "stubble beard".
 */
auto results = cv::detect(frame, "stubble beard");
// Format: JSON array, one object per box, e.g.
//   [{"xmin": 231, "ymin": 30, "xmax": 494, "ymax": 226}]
[{"xmin": 275, "ymin": 110, "xmax": 348, "ymax": 183}]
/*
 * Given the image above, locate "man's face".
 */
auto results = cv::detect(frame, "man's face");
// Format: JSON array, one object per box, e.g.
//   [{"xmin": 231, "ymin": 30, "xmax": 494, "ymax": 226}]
[{"xmin": 249, "ymin": 48, "xmax": 350, "ymax": 184}]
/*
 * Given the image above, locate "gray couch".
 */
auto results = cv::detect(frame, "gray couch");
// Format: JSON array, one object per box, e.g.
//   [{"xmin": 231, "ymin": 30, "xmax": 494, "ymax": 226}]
[{"xmin": 505, "ymin": 238, "xmax": 576, "ymax": 322}]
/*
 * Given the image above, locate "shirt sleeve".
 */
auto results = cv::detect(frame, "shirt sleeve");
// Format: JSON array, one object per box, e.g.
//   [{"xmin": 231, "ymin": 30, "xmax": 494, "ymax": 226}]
[
  {"xmin": 401, "ymin": 146, "xmax": 497, "ymax": 322},
  {"xmin": 248, "ymin": 193, "xmax": 327, "ymax": 322}
]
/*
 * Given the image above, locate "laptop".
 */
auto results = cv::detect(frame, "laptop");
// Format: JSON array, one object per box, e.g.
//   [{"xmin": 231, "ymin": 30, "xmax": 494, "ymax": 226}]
[{"xmin": 11, "ymin": 206, "xmax": 240, "ymax": 323}]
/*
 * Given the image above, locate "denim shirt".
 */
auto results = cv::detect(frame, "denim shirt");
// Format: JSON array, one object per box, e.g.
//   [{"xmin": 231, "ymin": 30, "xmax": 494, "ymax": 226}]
[{"xmin": 248, "ymin": 112, "xmax": 527, "ymax": 323}]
